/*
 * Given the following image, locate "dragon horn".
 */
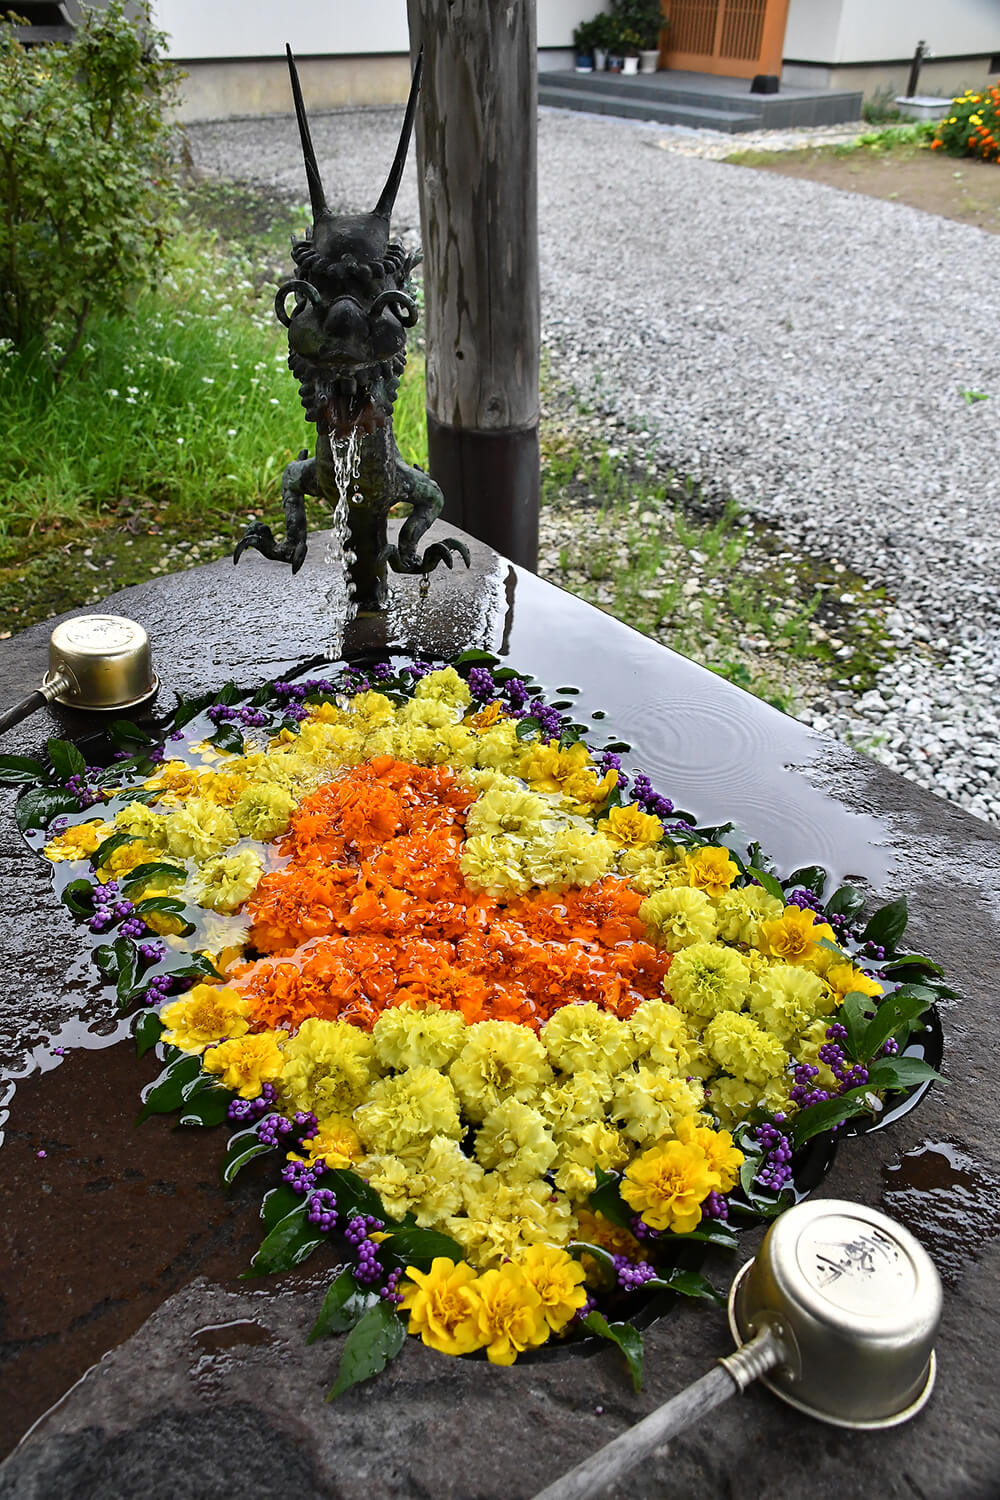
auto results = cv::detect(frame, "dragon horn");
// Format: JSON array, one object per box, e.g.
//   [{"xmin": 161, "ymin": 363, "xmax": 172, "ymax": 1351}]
[
  {"xmin": 286, "ymin": 44, "xmax": 328, "ymax": 222},
  {"xmin": 372, "ymin": 46, "xmax": 423, "ymax": 222}
]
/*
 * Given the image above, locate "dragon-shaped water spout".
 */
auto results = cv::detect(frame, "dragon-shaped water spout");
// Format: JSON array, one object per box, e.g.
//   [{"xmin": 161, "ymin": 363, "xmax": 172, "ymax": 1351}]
[{"xmin": 234, "ymin": 48, "xmax": 469, "ymax": 612}]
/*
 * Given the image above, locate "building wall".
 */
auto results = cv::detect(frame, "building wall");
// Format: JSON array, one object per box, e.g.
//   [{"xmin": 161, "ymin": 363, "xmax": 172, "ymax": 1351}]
[{"xmin": 784, "ymin": 0, "xmax": 999, "ymax": 64}]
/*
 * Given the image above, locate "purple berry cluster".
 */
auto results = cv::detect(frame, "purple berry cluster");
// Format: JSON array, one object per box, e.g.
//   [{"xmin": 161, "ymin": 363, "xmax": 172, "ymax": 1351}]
[
  {"xmin": 88, "ymin": 881, "xmax": 147, "ymax": 938},
  {"xmin": 598, "ymin": 749, "xmax": 629, "ymax": 791},
  {"xmin": 613, "ymin": 1255, "xmax": 657, "ymax": 1292},
  {"xmin": 138, "ymin": 940, "xmax": 165, "ymax": 965},
  {"xmin": 344, "ymin": 1212, "xmax": 387, "ymax": 1286},
  {"xmin": 307, "ymin": 1188, "xmax": 339, "ymax": 1232},
  {"xmin": 752, "ymin": 1119, "xmax": 793, "ymax": 1192},
  {"xmin": 631, "ymin": 772, "xmax": 674, "ymax": 820},
  {"xmin": 66, "ymin": 767, "xmax": 104, "ymax": 810},
  {"xmin": 143, "ymin": 973, "xmax": 174, "ymax": 1005},
  {"xmin": 467, "ymin": 665, "xmax": 497, "ymax": 699},
  {"xmin": 786, "ymin": 887, "xmax": 824, "ymax": 914},
  {"xmin": 256, "ymin": 1112, "xmax": 295, "ymax": 1148},
  {"xmin": 281, "ymin": 1159, "xmax": 321, "ymax": 1195},
  {"xmin": 207, "ymin": 703, "xmax": 269, "ymax": 729},
  {"xmin": 818, "ymin": 1026, "xmax": 870, "ymax": 1093},
  {"xmin": 702, "ymin": 1190, "xmax": 729, "ymax": 1221},
  {"xmin": 227, "ymin": 1082, "xmax": 278, "ymax": 1124},
  {"xmin": 789, "ymin": 1061, "xmax": 830, "ymax": 1110},
  {"xmin": 629, "ymin": 1215, "xmax": 661, "ymax": 1244}
]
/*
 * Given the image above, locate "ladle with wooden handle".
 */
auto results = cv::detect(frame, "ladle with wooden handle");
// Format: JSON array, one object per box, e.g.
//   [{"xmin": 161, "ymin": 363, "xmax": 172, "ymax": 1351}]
[{"xmin": 533, "ymin": 1199, "xmax": 942, "ymax": 1500}]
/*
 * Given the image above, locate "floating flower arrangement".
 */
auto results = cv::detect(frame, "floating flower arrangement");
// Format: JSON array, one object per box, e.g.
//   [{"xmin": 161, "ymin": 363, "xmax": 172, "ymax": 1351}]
[{"xmin": 6, "ymin": 652, "xmax": 948, "ymax": 1395}]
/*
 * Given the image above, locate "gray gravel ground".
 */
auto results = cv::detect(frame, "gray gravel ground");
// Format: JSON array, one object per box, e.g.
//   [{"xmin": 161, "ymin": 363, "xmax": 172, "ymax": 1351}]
[{"xmin": 186, "ymin": 105, "xmax": 1000, "ymax": 827}]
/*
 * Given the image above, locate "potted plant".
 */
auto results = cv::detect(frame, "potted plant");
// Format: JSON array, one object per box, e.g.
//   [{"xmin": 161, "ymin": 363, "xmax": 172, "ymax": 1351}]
[
  {"xmin": 611, "ymin": 0, "xmax": 665, "ymax": 74},
  {"xmin": 572, "ymin": 18, "xmax": 597, "ymax": 71},
  {"xmin": 591, "ymin": 11, "xmax": 615, "ymax": 72}
]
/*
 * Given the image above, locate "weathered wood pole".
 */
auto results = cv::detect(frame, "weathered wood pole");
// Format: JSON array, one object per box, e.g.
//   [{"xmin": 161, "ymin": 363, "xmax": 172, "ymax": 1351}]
[{"xmin": 406, "ymin": 0, "xmax": 540, "ymax": 571}]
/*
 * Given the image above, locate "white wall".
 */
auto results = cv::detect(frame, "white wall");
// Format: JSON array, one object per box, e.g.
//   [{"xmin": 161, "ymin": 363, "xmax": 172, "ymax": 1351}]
[
  {"xmin": 785, "ymin": 0, "xmax": 999, "ymax": 63},
  {"xmin": 154, "ymin": 0, "xmax": 603, "ymax": 59}
]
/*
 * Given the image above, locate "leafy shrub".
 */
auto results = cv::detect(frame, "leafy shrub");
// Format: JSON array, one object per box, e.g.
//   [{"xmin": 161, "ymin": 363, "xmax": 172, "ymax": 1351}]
[
  {"xmin": 932, "ymin": 86, "xmax": 1000, "ymax": 163},
  {"xmin": 0, "ymin": 0, "xmax": 179, "ymax": 369}
]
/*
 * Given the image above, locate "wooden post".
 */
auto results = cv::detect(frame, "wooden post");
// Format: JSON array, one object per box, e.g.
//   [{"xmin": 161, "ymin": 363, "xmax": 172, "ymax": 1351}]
[{"xmin": 406, "ymin": 0, "xmax": 540, "ymax": 571}]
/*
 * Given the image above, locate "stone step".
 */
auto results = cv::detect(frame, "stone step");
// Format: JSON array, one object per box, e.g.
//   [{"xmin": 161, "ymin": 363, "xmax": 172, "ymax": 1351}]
[
  {"xmin": 538, "ymin": 84, "xmax": 761, "ymax": 132},
  {"xmin": 540, "ymin": 69, "xmax": 765, "ymax": 114}
]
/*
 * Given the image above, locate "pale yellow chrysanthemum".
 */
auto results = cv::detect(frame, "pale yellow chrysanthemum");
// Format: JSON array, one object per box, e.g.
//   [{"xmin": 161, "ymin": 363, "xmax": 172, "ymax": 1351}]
[
  {"xmin": 194, "ymin": 848, "xmax": 263, "ymax": 913},
  {"xmin": 748, "ymin": 962, "xmax": 831, "ymax": 1045},
  {"xmin": 231, "ymin": 782, "xmax": 297, "ymax": 842},
  {"xmin": 465, "ymin": 785, "xmax": 555, "ymax": 840},
  {"xmin": 358, "ymin": 1152, "xmax": 418, "ymax": 1221},
  {"xmin": 665, "ymin": 941, "xmax": 751, "ymax": 1021},
  {"xmin": 703, "ymin": 1011, "xmax": 789, "ymax": 1086},
  {"xmin": 475, "ymin": 1098, "xmax": 557, "ymax": 1181},
  {"xmin": 543, "ymin": 1003, "xmax": 637, "ymax": 1075},
  {"xmin": 450, "ymin": 1176, "xmax": 574, "ymax": 1268},
  {"xmin": 611, "ymin": 1068, "xmax": 706, "ymax": 1145},
  {"xmin": 405, "ymin": 1135, "xmax": 485, "ymax": 1228},
  {"xmin": 537, "ymin": 1071, "xmax": 613, "ymax": 1134},
  {"xmin": 162, "ymin": 798, "xmax": 239, "ymax": 863},
  {"xmin": 468, "ymin": 718, "xmax": 523, "ymax": 771},
  {"xmin": 628, "ymin": 997, "xmax": 708, "ymax": 1077},
  {"xmin": 459, "ymin": 833, "xmax": 533, "ymax": 897},
  {"xmin": 522, "ymin": 825, "xmax": 617, "ymax": 891},
  {"xmin": 372, "ymin": 1004, "xmax": 467, "ymax": 1072},
  {"xmin": 640, "ymin": 886, "xmax": 719, "ymax": 950},
  {"xmin": 277, "ymin": 1017, "xmax": 378, "ymax": 1117},
  {"xmin": 713, "ymin": 886, "xmax": 784, "ymax": 947},
  {"xmin": 551, "ymin": 1121, "xmax": 629, "ymax": 1198},
  {"xmin": 113, "ymin": 801, "xmax": 169, "ymax": 849},
  {"xmin": 354, "ymin": 1065, "xmax": 463, "ymax": 1154},
  {"xmin": 618, "ymin": 844, "xmax": 678, "ymax": 894},
  {"xmin": 450, "ymin": 1021, "xmax": 554, "ymax": 1122},
  {"xmin": 345, "ymin": 690, "xmax": 397, "ymax": 728},
  {"xmin": 413, "ymin": 666, "xmax": 473, "ymax": 710}
]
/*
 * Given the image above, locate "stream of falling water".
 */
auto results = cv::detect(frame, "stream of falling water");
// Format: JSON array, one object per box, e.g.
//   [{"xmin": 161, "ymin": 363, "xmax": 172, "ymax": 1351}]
[{"xmin": 324, "ymin": 430, "xmax": 362, "ymax": 660}]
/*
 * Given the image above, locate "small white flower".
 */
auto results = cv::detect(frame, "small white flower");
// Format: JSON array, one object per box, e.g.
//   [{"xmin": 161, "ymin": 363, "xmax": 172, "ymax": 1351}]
[
  {"xmin": 226, "ymin": 429, "xmax": 237, "ymax": 437},
  {"xmin": 269, "ymin": 398, "xmax": 279, "ymax": 406},
  {"xmin": 177, "ymin": 437, "xmax": 185, "ymax": 446},
  {"xmin": 202, "ymin": 376, "xmax": 215, "ymax": 385},
  {"xmin": 106, "ymin": 388, "xmax": 119, "ymax": 397}
]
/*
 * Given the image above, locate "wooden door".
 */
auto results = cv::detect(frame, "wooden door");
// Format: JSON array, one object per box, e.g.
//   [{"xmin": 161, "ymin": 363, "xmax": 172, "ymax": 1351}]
[{"xmin": 660, "ymin": 0, "xmax": 790, "ymax": 79}]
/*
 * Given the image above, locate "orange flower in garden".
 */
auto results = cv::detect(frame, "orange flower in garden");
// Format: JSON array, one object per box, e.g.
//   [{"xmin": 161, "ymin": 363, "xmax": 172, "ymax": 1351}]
[{"xmin": 237, "ymin": 759, "xmax": 672, "ymax": 1037}]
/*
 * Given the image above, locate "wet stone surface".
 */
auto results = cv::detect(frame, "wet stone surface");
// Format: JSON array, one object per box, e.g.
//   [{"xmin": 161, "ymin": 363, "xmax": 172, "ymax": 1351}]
[{"xmin": 1, "ymin": 526, "xmax": 999, "ymax": 1498}]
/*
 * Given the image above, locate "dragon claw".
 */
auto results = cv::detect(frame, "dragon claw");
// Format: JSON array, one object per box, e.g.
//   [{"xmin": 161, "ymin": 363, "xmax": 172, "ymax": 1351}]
[
  {"xmin": 234, "ymin": 521, "xmax": 306, "ymax": 571},
  {"xmin": 380, "ymin": 535, "xmax": 471, "ymax": 577}
]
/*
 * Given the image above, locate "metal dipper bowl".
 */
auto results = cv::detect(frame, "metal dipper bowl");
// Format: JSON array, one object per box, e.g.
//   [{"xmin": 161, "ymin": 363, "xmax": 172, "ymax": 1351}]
[
  {"xmin": 0, "ymin": 615, "xmax": 158, "ymax": 736},
  {"xmin": 533, "ymin": 1199, "xmax": 943, "ymax": 1500}
]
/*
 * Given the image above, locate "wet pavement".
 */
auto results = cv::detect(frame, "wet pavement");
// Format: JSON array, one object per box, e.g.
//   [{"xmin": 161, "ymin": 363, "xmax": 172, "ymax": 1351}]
[{"xmin": 1, "ymin": 527, "xmax": 998, "ymax": 1498}]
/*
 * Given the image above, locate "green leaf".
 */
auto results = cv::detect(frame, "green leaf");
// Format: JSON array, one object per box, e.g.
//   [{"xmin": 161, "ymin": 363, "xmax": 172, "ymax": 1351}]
[
  {"xmin": 379, "ymin": 1226, "xmax": 465, "ymax": 1272},
  {"xmin": 177, "ymin": 1085, "xmax": 233, "ymax": 1127},
  {"xmin": 824, "ymin": 884, "xmax": 865, "ymax": 921},
  {"xmin": 94, "ymin": 935, "xmax": 134, "ymax": 983},
  {"xmin": 133, "ymin": 894, "xmax": 188, "ymax": 916},
  {"xmin": 646, "ymin": 1269, "xmax": 725, "ymax": 1306},
  {"xmin": 165, "ymin": 954, "xmax": 224, "ymax": 982},
  {"xmin": 137, "ymin": 1051, "xmax": 202, "ymax": 1122},
  {"xmin": 785, "ymin": 865, "xmax": 827, "ymax": 896},
  {"xmin": 121, "ymin": 861, "xmax": 186, "ymax": 891},
  {"xmin": 748, "ymin": 866, "xmax": 784, "ymax": 902},
  {"xmin": 322, "ymin": 1168, "xmax": 388, "ymax": 1223},
  {"xmin": 581, "ymin": 1313, "xmax": 644, "ymax": 1392},
  {"xmin": 862, "ymin": 896, "xmax": 908, "ymax": 950},
  {"xmin": 657, "ymin": 1219, "xmax": 739, "ymax": 1251},
  {"xmin": 588, "ymin": 1167, "xmax": 633, "ymax": 1233},
  {"xmin": 108, "ymin": 718, "xmax": 154, "ymax": 748},
  {"xmin": 515, "ymin": 717, "xmax": 540, "ymax": 741},
  {"xmin": 0, "ymin": 753, "xmax": 46, "ymax": 785},
  {"xmin": 326, "ymin": 1301, "xmax": 407, "ymax": 1401},
  {"xmin": 60, "ymin": 877, "xmax": 95, "ymax": 915},
  {"xmin": 308, "ymin": 1267, "xmax": 379, "ymax": 1342},
  {"xmin": 455, "ymin": 649, "xmax": 498, "ymax": 667},
  {"xmin": 865, "ymin": 1056, "xmax": 946, "ymax": 1091},
  {"xmin": 860, "ymin": 989, "xmax": 934, "ymax": 1063},
  {"xmin": 789, "ymin": 1088, "xmax": 874, "ymax": 1146},
  {"xmin": 566, "ymin": 1240, "xmax": 617, "ymax": 1287},
  {"xmin": 16, "ymin": 785, "xmax": 80, "ymax": 833},
  {"xmin": 211, "ymin": 722, "xmax": 245, "ymax": 755},
  {"xmin": 47, "ymin": 737, "xmax": 86, "ymax": 780},
  {"xmin": 92, "ymin": 830, "xmax": 136, "ymax": 868},
  {"xmin": 261, "ymin": 1183, "xmax": 304, "ymax": 1232},
  {"xmin": 879, "ymin": 954, "xmax": 944, "ymax": 978},
  {"xmin": 222, "ymin": 1127, "xmax": 275, "ymax": 1185},
  {"xmin": 839, "ymin": 991, "xmax": 878, "ymax": 1061},
  {"xmin": 246, "ymin": 1200, "xmax": 326, "ymax": 1278},
  {"xmin": 132, "ymin": 1009, "xmax": 163, "ymax": 1058}
]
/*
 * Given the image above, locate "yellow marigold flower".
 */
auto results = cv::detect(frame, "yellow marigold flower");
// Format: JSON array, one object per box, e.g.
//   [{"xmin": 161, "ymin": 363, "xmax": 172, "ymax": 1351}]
[
  {"xmin": 514, "ymin": 1244, "xmax": 588, "ymax": 1331},
  {"xmin": 703, "ymin": 1011, "xmax": 789, "ymax": 1086},
  {"xmin": 611, "ymin": 1068, "xmax": 705, "ymax": 1145},
  {"xmin": 278, "ymin": 1017, "xmax": 377, "ymax": 1117},
  {"xmin": 399, "ymin": 1258, "xmax": 484, "ymax": 1356},
  {"xmin": 460, "ymin": 832, "xmax": 533, "ymax": 897},
  {"xmin": 137, "ymin": 883, "xmax": 189, "ymax": 936},
  {"xmin": 621, "ymin": 1139, "xmax": 719, "ymax": 1234},
  {"xmin": 762, "ymin": 906, "xmax": 836, "ymax": 967},
  {"xmin": 306, "ymin": 700, "xmax": 344, "ymax": 725},
  {"xmin": 682, "ymin": 845, "xmax": 739, "ymax": 897},
  {"xmin": 232, "ymin": 782, "xmax": 297, "ymax": 842},
  {"xmin": 202, "ymin": 1030, "xmax": 286, "ymax": 1097},
  {"xmin": 354, "ymin": 1066, "xmax": 462, "ymax": 1155},
  {"xmin": 413, "ymin": 666, "xmax": 473, "ymax": 710},
  {"xmin": 466, "ymin": 700, "xmax": 504, "ymax": 731},
  {"xmin": 454, "ymin": 1176, "xmax": 573, "ymax": 1267},
  {"xmin": 713, "ymin": 886, "xmax": 784, "ymax": 946},
  {"xmin": 573, "ymin": 1208, "xmax": 643, "ymax": 1262},
  {"xmin": 748, "ymin": 963, "xmax": 830, "ymax": 1045},
  {"xmin": 464, "ymin": 1263, "xmax": 550, "ymax": 1364},
  {"xmin": 524, "ymin": 826, "xmax": 617, "ymax": 890},
  {"xmin": 194, "ymin": 849, "xmax": 263, "ymax": 913},
  {"xmin": 450, "ymin": 1021, "xmax": 553, "ymax": 1122},
  {"xmin": 298, "ymin": 1115, "xmax": 363, "ymax": 1169},
  {"xmin": 520, "ymin": 739, "xmax": 615, "ymax": 810},
  {"xmin": 640, "ymin": 886, "xmax": 718, "ymax": 950},
  {"xmin": 163, "ymin": 798, "xmax": 239, "ymax": 863},
  {"xmin": 406, "ymin": 1135, "xmax": 485, "ymax": 1228},
  {"xmin": 346, "ymin": 689, "xmax": 398, "ymax": 727},
  {"xmin": 537, "ymin": 1071, "xmax": 613, "ymax": 1134},
  {"xmin": 618, "ymin": 844, "xmax": 677, "ymax": 894},
  {"xmin": 552, "ymin": 1121, "xmax": 628, "ymax": 1197},
  {"xmin": 824, "ymin": 962, "xmax": 883, "ymax": 1008},
  {"xmin": 665, "ymin": 941, "xmax": 751, "ymax": 1020},
  {"xmin": 543, "ymin": 1003, "xmax": 636, "ymax": 1075},
  {"xmin": 674, "ymin": 1117, "xmax": 743, "ymax": 1193},
  {"xmin": 468, "ymin": 718, "xmax": 522, "ymax": 771},
  {"xmin": 475, "ymin": 1098, "xmax": 557, "ymax": 1181},
  {"xmin": 98, "ymin": 839, "xmax": 161, "ymax": 880},
  {"xmin": 160, "ymin": 983, "xmax": 251, "ymax": 1054},
  {"xmin": 144, "ymin": 759, "xmax": 202, "ymax": 802},
  {"xmin": 372, "ymin": 1004, "xmax": 467, "ymax": 1071},
  {"xmin": 199, "ymin": 770, "xmax": 249, "ymax": 808},
  {"xmin": 598, "ymin": 804, "xmax": 664, "ymax": 849},
  {"xmin": 43, "ymin": 820, "xmax": 110, "ymax": 862}
]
